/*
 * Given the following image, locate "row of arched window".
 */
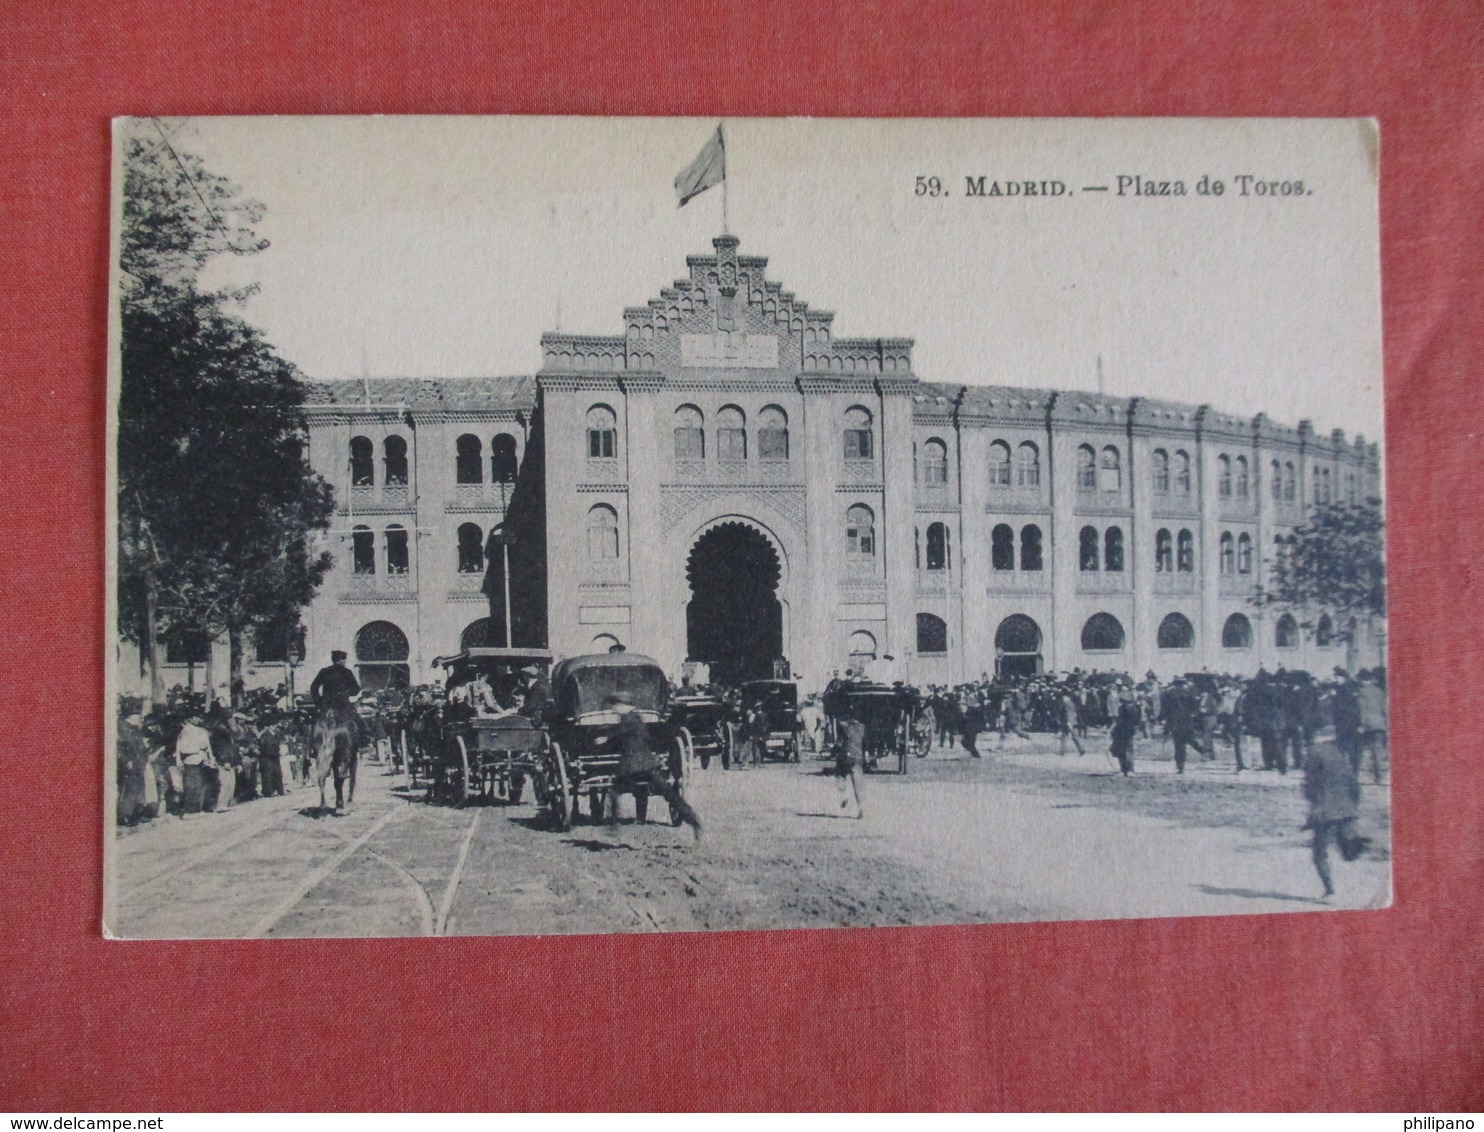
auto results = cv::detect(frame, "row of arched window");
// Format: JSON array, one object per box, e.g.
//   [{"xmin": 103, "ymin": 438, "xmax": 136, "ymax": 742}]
[
  {"xmin": 350, "ymin": 524, "xmax": 409, "ymax": 575},
  {"xmin": 1154, "ymin": 528, "xmax": 1196, "ymax": 573},
  {"xmin": 587, "ymin": 404, "xmax": 875, "ymax": 464},
  {"xmin": 1217, "ymin": 455, "xmax": 1251, "ymax": 499},
  {"xmin": 1151, "ymin": 449, "xmax": 1192, "ymax": 495},
  {"xmin": 1080, "ymin": 525, "xmax": 1125, "ymax": 572},
  {"xmin": 1218, "ymin": 531, "xmax": 1255, "ymax": 575},
  {"xmin": 988, "ymin": 441, "xmax": 1040, "ymax": 487},
  {"xmin": 348, "ymin": 433, "xmax": 520, "ymax": 488},
  {"xmin": 905, "ymin": 610, "xmax": 1330, "ymax": 657},
  {"xmin": 672, "ymin": 404, "xmax": 789, "ymax": 461},
  {"xmin": 1077, "ymin": 445, "xmax": 1123, "ymax": 492}
]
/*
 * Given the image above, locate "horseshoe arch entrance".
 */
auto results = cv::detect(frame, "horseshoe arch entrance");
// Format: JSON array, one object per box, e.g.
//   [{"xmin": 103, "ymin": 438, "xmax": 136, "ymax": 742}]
[{"xmin": 685, "ymin": 521, "xmax": 783, "ymax": 685}]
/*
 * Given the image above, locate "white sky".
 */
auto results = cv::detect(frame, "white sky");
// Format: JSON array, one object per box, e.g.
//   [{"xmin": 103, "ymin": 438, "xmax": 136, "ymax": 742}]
[{"xmin": 135, "ymin": 116, "xmax": 1384, "ymax": 442}]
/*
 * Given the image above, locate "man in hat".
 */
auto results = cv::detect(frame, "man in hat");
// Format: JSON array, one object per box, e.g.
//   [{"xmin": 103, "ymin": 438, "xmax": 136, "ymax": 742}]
[
  {"xmin": 1302, "ymin": 727, "xmax": 1370, "ymax": 897},
  {"xmin": 595, "ymin": 693, "xmax": 702, "ymax": 842},
  {"xmin": 310, "ymin": 650, "xmax": 361, "ymax": 711}
]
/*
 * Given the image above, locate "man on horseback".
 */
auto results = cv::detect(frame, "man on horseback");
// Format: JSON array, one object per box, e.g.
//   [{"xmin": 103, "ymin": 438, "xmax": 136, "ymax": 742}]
[{"xmin": 309, "ymin": 650, "xmax": 362, "ymax": 814}]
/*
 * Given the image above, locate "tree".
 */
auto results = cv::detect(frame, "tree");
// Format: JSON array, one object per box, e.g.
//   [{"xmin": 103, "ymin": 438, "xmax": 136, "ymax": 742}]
[
  {"xmin": 117, "ymin": 126, "xmax": 334, "ymax": 706},
  {"xmin": 1255, "ymin": 497, "xmax": 1386, "ymax": 670}
]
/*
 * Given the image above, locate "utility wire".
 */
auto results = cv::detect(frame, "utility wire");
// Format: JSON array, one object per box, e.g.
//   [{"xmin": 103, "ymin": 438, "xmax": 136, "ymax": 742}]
[{"xmin": 149, "ymin": 115, "xmax": 251, "ymax": 255}]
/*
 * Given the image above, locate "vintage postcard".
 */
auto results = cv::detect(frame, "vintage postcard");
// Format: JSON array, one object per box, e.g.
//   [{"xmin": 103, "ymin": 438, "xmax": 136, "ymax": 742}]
[{"xmin": 106, "ymin": 117, "xmax": 1389, "ymax": 938}]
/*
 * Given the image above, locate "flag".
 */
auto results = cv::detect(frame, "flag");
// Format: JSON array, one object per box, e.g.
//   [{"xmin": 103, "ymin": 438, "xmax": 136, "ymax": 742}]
[{"xmin": 675, "ymin": 125, "xmax": 725, "ymax": 207}]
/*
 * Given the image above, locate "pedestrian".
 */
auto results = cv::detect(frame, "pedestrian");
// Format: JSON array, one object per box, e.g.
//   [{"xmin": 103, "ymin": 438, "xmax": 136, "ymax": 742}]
[
  {"xmin": 1330, "ymin": 668, "xmax": 1363, "ymax": 775},
  {"xmin": 1302, "ymin": 733, "xmax": 1370, "ymax": 898},
  {"xmin": 1110, "ymin": 687, "xmax": 1140, "ymax": 776},
  {"xmin": 1163, "ymin": 678, "xmax": 1203, "ymax": 774},
  {"xmin": 1356, "ymin": 671, "xmax": 1388, "ymax": 784},
  {"xmin": 175, "ymin": 712, "xmax": 214, "ymax": 814},
  {"xmin": 597, "ymin": 694, "xmax": 702, "ymax": 842},
  {"xmin": 960, "ymin": 695, "xmax": 984, "ymax": 758},
  {"xmin": 835, "ymin": 707, "xmax": 866, "ymax": 819},
  {"xmin": 1056, "ymin": 688, "xmax": 1085, "ymax": 756}
]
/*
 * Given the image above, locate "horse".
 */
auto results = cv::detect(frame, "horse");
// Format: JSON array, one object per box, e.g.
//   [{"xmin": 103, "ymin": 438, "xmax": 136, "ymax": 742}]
[{"xmin": 311, "ymin": 703, "xmax": 361, "ymax": 814}]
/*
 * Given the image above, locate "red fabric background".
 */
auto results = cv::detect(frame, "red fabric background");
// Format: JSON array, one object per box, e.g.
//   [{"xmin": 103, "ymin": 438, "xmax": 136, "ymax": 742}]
[{"xmin": 3, "ymin": 0, "xmax": 1482, "ymax": 1111}]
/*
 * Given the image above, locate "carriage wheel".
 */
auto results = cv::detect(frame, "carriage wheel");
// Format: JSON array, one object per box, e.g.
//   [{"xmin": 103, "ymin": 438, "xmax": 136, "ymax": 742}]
[
  {"xmin": 677, "ymin": 727, "xmax": 695, "ymax": 779},
  {"xmin": 789, "ymin": 731, "xmax": 801, "ymax": 763},
  {"xmin": 720, "ymin": 723, "xmax": 733, "ymax": 770},
  {"xmin": 548, "ymin": 742, "xmax": 572, "ymax": 831},
  {"xmin": 455, "ymin": 736, "xmax": 472, "ymax": 807}
]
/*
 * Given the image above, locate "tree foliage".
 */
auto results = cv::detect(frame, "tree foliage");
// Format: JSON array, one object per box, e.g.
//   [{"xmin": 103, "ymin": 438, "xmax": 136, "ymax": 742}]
[
  {"xmin": 1255, "ymin": 497, "xmax": 1386, "ymax": 631},
  {"xmin": 116, "ymin": 128, "xmax": 333, "ymax": 700}
]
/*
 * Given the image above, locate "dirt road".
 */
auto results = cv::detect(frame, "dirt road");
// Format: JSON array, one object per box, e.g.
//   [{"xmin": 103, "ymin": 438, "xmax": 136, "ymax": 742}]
[{"xmin": 107, "ymin": 736, "xmax": 1391, "ymax": 938}]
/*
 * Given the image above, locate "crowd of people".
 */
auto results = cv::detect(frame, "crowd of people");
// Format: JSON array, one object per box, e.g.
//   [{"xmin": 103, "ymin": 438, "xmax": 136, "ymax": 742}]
[{"xmin": 810, "ymin": 664, "xmax": 1389, "ymax": 783}]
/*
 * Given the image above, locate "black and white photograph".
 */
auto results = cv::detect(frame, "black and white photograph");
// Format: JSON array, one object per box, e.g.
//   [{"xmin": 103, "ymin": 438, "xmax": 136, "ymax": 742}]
[{"xmin": 106, "ymin": 116, "xmax": 1390, "ymax": 939}]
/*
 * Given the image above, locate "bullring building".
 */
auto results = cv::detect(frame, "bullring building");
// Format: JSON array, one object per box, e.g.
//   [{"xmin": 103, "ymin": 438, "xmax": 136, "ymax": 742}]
[{"xmin": 257, "ymin": 235, "xmax": 1382, "ymax": 694}]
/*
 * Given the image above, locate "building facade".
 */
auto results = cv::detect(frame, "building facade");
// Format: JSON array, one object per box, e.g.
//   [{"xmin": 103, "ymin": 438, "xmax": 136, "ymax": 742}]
[{"xmin": 128, "ymin": 236, "xmax": 1383, "ymax": 697}]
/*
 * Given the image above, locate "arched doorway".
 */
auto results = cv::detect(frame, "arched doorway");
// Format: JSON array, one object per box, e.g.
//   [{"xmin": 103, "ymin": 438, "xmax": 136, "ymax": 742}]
[
  {"xmin": 994, "ymin": 614, "xmax": 1042, "ymax": 678},
  {"xmin": 685, "ymin": 521, "xmax": 783, "ymax": 685}
]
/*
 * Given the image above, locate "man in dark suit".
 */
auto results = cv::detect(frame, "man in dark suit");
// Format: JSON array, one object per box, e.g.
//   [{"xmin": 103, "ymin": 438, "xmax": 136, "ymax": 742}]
[
  {"xmin": 310, "ymin": 650, "xmax": 361, "ymax": 709},
  {"xmin": 598, "ymin": 694, "xmax": 702, "ymax": 842}
]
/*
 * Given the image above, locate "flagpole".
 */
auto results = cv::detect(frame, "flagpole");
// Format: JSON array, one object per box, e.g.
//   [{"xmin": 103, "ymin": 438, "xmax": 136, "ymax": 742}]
[{"xmin": 720, "ymin": 121, "xmax": 730, "ymax": 235}]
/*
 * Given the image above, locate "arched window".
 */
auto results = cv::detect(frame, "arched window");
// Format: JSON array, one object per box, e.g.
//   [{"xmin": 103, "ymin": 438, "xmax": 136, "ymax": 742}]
[
  {"xmin": 846, "ymin": 504, "xmax": 876, "ymax": 557},
  {"xmin": 1177, "ymin": 529, "xmax": 1195, "ymax": 573},
  {"xmin": 989, "ymin": 440, "xmax": 1012, "ymax": 486},
  {"xmin": 995, "ymin": 615, "xmax": 1041, "ymax": 653},
  {"xmin": 1173, "ymin": 450, "xmax": 1191, "ymax": 495},
  {"xmin": 717, "ymin": 405, "xmax": 747, "ymax": 461},
  {"xmin": 1099, "ymin": 445, "xmax": 1122, "ymax": 492},
  {"xmin": 1152, "ymin": 449, "xmax": 1170, "ymax": 494},
  {"xmin": 758, "ymin": 405, "xmax": 789, "ymax": 460},
  {"xmin": 1322, "ymin": 467, "xmax": 1333, "ymax": 502},
  {"xmin": 673, "ymin": 405, "xmax": 705, "ymax": 461},
  {"xmin": 1081, "ymin": 613, "xmax": 1125, "ymax": 652},
  {"xmin": 1284, "ymin": 461, "xmax": 1296, "ymax": 502},
  {"xmin": 457, "ymin": 523, "xmax": 484, "ymax": 574},
  {"xmin": 1345, "ymin": 472, "xmax": 1357, "ymax": 503},
  {"xmin": 1222, "ymin": 613, "xmax": 1253, "ymax": 649},
  {"xmin": 925, "ymin": 522, "xmax": 949, "ymax": 571},
  {"xmin": 1237, "ymin": 533, "xmax": 1253, "ymax": 574},
  {"xmin": 587, "ymin": 504, "xmax": 619, "ymax": 561},
  {"xmin": 456, "ymin": 434, "xmax": 483, "ymax": 484},
  {"xmin": 1079, "ymin": 525, "xmax": 1100, "ymax": 571},
  {"xmin": 991, "ymin": 524, "xmax": 1015, "ymax": 571},
  {"xmin": 1218, "ymin": 455, "xmax": 1232, "ymax": 498},
  {"xmin": 460, "ymin": 618, "xmax": 495, "ymax": 651},
  {"xmin": 350, "ymin": 436, "xmax": 375, "ymax": 486},
  {"xmin": 844, "ymin": 407, "xmax": 873, "ymax": 461},
  {"xmin": 1157, "ymin": 612, "xmax": 1195, "ymax": 650},
  {"xmin": 1076, "ymin": 444, "xmax": 1096, "ymax": 491},
  {"xmin": 383, "ymin": 435, "xmax": 408, "ymax": 486},
  {"xmin": 1312, "ymin": 465, "xmax": 1323, "ymax": 502},
  {"xmin": 1016, "ymin": 442, "xmax": 1040, "ymax": 487},
  {"xmin": 847, "ymin": 630, "xmax": 878, "ymax": 665},
  {"xmin": 1220, "ymin": 532, "xmax": 1235, "ymax": 574},
  {"xmin": 586, "ymin": 405, "xmax": 617, "ymax": 460},
  {"xmin": 355, "ymin": 620, "xmax": 410, "ymax": 692},
  {"xmin": 351, "ymin": 525, "xmax": 375, "ymax": 574},
  {"xmin": 916, "ymin": 613, "xmax": 948, "ymax": 655},
  {"xmin": 1155, "ymin": 528, "xmax": 1173, "ymax": 573},
  {"xmin": 1276, "ymin": 613, "xmax": 1299, "ymax": 648},
  {"xmin": 1020, "ymin": 524, "xmax": 1043, "ymax": 572},
  {"xmin": 385, "ymin": 524, "xmax": 409, "ymax": 574},
  {"xmin": 1235, "ymin": 456, "xmax": 1250, "ymax": 499},
  {"xmin": 922, "ymin": 439, "xmax": 949, "ymax": 485},
  {"xmin": 1271, "ymin": 459, "xmax": 1283, "ymax": 501},
  {"xmin": 1104, "ymin": 526, "xmax": 1125, "ymax": 572},
  {"xmin": 491, "ymin": 433, "xmax": 518, "ymax": 482},
  {"xmin": 1316, "ymin": 613, "xmax": 1335, "ymax": 647}
]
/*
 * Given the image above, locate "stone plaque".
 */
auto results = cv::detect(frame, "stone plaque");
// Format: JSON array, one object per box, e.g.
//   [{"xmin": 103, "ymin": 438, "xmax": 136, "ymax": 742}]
[{"xmin": 680, "ymin": 332, "xmax": 778, "ymax": 369}]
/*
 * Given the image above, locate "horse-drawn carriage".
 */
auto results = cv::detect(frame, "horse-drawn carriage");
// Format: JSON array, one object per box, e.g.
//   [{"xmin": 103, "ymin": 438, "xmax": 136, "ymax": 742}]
[
  {"xmin": 832, "ymin": 682, "xmax": 916, "ymax": 775},
  {"xmin": 424, "ymin": 647, "xmax": 553, "ymax": 807},
  {"xmin": 669, "ymin": 688, "xmax": 735, "ymax": 769},
  {"xmin": 738, "ymin": 679, "xmax": 803, "ymax": 763},
  {"xmin": 540, "ymin": 652, "xmax": 688, "ymax": 831}
]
